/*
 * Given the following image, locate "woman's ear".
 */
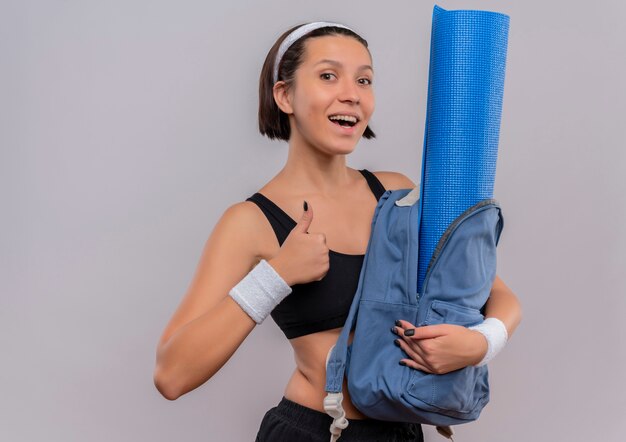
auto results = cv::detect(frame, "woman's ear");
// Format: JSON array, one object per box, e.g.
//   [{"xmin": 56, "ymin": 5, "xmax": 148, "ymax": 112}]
[{"xmin": 273, "ymin": 81, "xmax": 293, "ymax": 115}]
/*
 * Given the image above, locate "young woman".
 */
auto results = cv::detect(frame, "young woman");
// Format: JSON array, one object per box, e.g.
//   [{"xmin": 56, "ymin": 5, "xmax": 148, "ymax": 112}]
[{"xmin": 153, "ymin": 22, "xmax": 522, "ymax": 441}]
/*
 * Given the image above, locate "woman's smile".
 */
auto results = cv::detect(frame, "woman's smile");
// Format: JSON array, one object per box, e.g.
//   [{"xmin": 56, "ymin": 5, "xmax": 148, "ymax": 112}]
[{"xmin": 328, "ymin": 115, "xmax": 360, "ymax": 135}]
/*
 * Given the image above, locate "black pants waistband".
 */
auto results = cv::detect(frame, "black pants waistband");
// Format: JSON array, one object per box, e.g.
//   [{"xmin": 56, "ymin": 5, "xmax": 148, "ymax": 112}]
[{"xmin": 271, "ymin": 396, "xmax": 421, "ymax": 439}]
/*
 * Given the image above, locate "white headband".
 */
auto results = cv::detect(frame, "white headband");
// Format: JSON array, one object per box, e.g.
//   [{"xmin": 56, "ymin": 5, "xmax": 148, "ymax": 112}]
[{"xmin": 272, "ymin": 21, "xmax": 356, "ymax": 84}]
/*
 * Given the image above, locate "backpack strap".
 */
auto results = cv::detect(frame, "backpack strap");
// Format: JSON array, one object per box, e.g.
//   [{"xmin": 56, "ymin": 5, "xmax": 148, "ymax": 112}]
[
  {"xmin": 324, "ymin": 187, "xmax": 391, "ymax": 442},
  {"xmin": 324, "ymin": 186, "xmax": 419, "ymax": 395},
  {"xmin": 324, "ymin": 261, "xmax": 365, "ymax": 392},
  {"xmin": 323, "ymin": 189, "xmax": 394, "ymax": 442},
  {"xmin": 324, "ymin": 224, "xmax": 372, "ymax": 439},
  {"xmin": 323, "ymin": 258, "xmax": 366, "ymax": 441},
  {"xmin": 323, "ymin": 187, "xmax": 420, "ymax": 442}
]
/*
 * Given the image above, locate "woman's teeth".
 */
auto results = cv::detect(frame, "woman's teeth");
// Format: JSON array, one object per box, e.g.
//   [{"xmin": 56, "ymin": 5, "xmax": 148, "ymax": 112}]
[{"xmin": 329, "ymin": 115, "xmax": 357, "ymax": 127}]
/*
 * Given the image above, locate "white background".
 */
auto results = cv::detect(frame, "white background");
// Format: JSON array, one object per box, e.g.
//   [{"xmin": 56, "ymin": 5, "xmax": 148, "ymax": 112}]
[{"xmin": 2, "ymin": 0, "xmax": 625, "ymax": 440}]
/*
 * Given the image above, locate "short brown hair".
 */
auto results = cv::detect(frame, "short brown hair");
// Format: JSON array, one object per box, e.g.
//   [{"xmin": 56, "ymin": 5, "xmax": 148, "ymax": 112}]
[{"xmin": 258, "ymin": 24, "xmax": 376, "ymax": 141}]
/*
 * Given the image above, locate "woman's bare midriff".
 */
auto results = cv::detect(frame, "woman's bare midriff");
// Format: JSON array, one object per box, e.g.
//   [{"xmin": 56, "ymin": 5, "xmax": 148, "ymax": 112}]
[{"xmin": 283, "ymin": 328, "xmax": 369, "ymax": 419}]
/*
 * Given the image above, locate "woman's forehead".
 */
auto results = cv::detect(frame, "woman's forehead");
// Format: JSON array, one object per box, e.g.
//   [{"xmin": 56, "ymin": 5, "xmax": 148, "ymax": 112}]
[{"xmin": 301, "ymin": 35, "xmax": 372, "ymax": 69}]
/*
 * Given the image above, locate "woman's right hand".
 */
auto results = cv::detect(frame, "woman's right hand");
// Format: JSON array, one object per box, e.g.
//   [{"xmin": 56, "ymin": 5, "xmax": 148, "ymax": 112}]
[{"xmin": 268, "ymin": 201, "xmax": 330, "ymax": 286}]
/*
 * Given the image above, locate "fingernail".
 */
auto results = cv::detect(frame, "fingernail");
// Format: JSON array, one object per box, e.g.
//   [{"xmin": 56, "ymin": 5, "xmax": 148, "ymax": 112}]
[
  {"xmin": 399, "ymin": 361, "xmax": 407, "ymax": 366},
  {"xmin": 404, "ymin": 329, "xmax": 415, "ymax": 337},
  {"xmin": 395, "ymin": 320, "xmax": 402, "ymax": 327},
  {"xmin": 394, "ymin": 339, "xmax": 401, "ymax": 347},
  {"xmin": 303, "ymin": 201, "xmax": 308, "ymax": 211},
  {"xmin": 391, "ymin": 326, "xmax": 397, "ymax": 334}
]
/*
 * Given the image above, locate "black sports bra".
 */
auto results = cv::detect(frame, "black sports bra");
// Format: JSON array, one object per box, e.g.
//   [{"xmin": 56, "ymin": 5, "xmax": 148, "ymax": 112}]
[{"xmin": 245, "ymin": 169, "xmax": 386, "ymax": 339}]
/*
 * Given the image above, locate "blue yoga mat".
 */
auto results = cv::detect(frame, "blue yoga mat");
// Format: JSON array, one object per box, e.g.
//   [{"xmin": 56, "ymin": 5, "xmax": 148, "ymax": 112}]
[{"xmin": 416, "ymin": 5, "xmax": 510, "ymax": 294}]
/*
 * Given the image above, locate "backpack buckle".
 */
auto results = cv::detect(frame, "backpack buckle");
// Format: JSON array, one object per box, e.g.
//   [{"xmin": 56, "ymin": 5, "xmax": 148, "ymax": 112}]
[{"xmin": 395, "ymin": 186, "xmax": 420, "ymax": 206}]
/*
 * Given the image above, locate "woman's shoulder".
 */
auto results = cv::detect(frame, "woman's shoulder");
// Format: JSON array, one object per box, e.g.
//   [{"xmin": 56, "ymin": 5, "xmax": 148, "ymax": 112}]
[
  {"xmin": 208, "ymin": 199, "xmax": 272, "ymax": 266},
  {"xmin": 221, "ymin": 197, "xmax": 274, "ymax": 239},
  {"xmin": 369, "ymin": 170, "xmax": 417, "ymax": 190}
]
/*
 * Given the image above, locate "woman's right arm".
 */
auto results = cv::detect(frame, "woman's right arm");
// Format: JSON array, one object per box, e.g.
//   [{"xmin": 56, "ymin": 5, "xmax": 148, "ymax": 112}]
[
  {"xmin": 152, "ymin": 202, "xmax": 268, "ymax": 400},
  {"xmin": 153, "ymin": 199, "xmax": 327, "ymax": 400}
]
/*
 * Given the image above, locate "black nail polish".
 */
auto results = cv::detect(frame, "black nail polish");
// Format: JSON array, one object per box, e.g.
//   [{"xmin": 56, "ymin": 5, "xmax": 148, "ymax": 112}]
[
  {"xmin": 395, "ymin": 320, "xmax": 402, "ymax": 327},
  {"xmin": 404, "ymin": 329, "xmax": 415, "ymax": 337},
  {"xmin": 391, "ymin": 326, "xmax": 397, "ymax": 334},
  {"xmin": 394, "ymin": 339, "xmax": 401, "ymax": 347},
  {"xmin": 303, "ymin": 201, "xmax": 308, "ymax": 211},
  {"xmin": 399, "ymin": 361, "xmax": 407, "ymax": 366}
]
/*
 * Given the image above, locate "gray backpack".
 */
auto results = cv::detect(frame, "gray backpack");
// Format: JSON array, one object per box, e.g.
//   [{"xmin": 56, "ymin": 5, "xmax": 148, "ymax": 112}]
[{"xmin": 324, "ymin": 187, "xmax": 503, "ymax": 440}]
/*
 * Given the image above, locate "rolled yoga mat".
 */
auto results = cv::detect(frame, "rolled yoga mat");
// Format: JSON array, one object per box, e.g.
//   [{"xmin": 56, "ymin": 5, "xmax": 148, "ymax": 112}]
[{"xmin": 416, "ymin": 5, "xmax": 510, "ymax": 293}]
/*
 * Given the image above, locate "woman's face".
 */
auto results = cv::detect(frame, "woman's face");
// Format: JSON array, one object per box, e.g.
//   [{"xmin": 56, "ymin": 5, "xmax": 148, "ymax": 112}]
[{"xmin": 286, "ymin": 35, "xmax": 375, "ymax": 154}]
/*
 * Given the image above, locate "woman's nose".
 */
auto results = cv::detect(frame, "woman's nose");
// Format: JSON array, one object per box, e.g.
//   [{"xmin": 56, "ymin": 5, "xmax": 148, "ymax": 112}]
[{"xmin": 338, "ymin": 80, "xmax": 360, "ymax": 104}]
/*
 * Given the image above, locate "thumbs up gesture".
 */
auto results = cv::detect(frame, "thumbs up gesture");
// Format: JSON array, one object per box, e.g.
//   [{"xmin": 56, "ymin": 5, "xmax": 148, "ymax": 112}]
[{"xmin": 268, "ymin": 201, "xmax": 330, "ymax": 286}]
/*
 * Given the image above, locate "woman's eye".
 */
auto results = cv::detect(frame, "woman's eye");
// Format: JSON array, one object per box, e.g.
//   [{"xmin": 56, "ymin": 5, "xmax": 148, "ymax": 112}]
[{"xmin": 320, "ymin": 73, "xmax": 372, "ymax": 85}]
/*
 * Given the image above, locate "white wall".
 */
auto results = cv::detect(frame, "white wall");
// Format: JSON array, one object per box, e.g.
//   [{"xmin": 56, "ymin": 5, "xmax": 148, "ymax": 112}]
[{"xmin": 2, "ymin": 0, "xmax": 625, "ymax": 440}]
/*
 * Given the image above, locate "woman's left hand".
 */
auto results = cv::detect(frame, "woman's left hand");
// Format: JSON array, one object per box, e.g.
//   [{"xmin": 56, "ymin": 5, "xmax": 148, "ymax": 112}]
[{"xmin": 392, "ymin": 320, "xmax": 487, "ymax": 374}]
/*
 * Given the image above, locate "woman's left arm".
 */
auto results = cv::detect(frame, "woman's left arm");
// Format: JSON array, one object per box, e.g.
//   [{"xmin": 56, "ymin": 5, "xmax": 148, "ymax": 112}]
[
  {"xmin": 482, "ymin": 275, "xmax": 523, "ymax": 339},
  {"xmin": 393, "ymin": 275, "xmax": 522, "ymax": 373}
]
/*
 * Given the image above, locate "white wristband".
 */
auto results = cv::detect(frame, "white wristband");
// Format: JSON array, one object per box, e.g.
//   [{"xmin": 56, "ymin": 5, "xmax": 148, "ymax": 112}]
[
  {"xmin": 228, "ymin": 259, "xmax": 292, "ymax": 324},
  {"xmin": 468, "ymin": 317, "xmax": 508, "ymax": 367}
]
